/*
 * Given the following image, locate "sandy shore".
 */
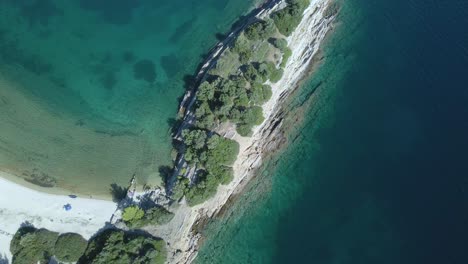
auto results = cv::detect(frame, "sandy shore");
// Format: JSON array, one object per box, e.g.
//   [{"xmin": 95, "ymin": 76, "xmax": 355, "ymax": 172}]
[
  {"xmin": 0, "ymin": 173, "xmax": 117, "ymax": 261},
  {"xmin": 148, "ymin": 0, "xmax": 337, "ymax": 263}
]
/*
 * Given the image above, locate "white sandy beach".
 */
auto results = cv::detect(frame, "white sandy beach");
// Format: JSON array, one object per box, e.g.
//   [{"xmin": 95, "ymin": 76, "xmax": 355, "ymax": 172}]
[{"xmin": 0, "ymin": 173, "xmax": 117, "ymax": 262}]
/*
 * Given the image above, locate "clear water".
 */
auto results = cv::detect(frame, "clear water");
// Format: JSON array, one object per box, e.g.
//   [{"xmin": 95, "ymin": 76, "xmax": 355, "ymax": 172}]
[
  {"xmin": 197, "ymin": 0, "xmax": 468, "ymax": 263},
  {"xmin": 0, "ymin": 0, "xmax": 254, "ymax": 195}
]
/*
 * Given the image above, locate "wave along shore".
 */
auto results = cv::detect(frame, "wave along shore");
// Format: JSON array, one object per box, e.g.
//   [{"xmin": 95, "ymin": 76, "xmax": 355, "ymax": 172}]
[{"xmin": 148, "ymin": 0, "xmax": 337, "ymax": 263}]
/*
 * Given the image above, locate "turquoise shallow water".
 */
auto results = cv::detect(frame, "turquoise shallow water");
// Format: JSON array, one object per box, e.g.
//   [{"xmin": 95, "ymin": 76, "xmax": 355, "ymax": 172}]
[
  {"xmin": 197, "ymin": 0, "xmax": 468, "ymax": 263},
  {"xmin": 0, "ymin": 0, "xmax": 253, "ymax": 195}
]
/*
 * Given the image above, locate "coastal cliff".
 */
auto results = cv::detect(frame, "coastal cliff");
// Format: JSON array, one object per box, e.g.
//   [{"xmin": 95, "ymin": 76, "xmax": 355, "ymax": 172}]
[{"xmin": 148, "ymin": 0, "xmax": 337, "ymax": 263}]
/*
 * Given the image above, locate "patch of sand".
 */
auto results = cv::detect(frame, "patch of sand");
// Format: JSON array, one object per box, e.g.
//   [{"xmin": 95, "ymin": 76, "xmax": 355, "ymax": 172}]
[{"xmin": 0, "ymin": 174, "xmax": 117, "ymax": 261}]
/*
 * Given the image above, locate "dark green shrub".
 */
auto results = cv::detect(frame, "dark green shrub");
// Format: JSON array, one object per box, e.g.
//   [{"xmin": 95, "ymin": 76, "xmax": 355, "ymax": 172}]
[
  {"xmin": 243, "ymin": 106, "xmax": 265, "ymax": 126},
  {"xmin": 269, "ymin": 67, "xmax": 284, "ymax": 83},
  {"xmin": 206, "ymin": 135, "xmax": 239, "ymax": 167},
  {"xmin": 178, "ymin": 132, "xmax": 238, "ymax": 205},
  {"xmin": 144, "ymin": 207, "xmax": 175, "ymax": 225},
  {"xmin": 10, "ymin": 227, "xmax": 59, "ymax": 264},
  {"xmin": 172, "ymin": 177, "xmax": 190, "ymax": 201},
  {"xmin": 236, "ymin": 123, "xmax": 254, "ymax": 137},
  {"xmin": 79, "ymin": 230, "xmax": 166, "ymax": 264},
  {"xmin": 250, "ymin": 83, "xmax": 272, "ymax": 105},
  {"xmin": 10, "ymin": 226, "xmax": 35, "ymax": 257},
  {"xmin": 55, "ymin": 233, "xmax": 88, "ymax": 263},
  {"xmin": 127, "ymin": 207, "xmax": 175, "ymax": 228},
  {"xmin": 271, "ymin": 0, "xmax": 310, "ymax": 36},
  {"xmin": 207, "ymin": 165, "xmax": 234, "ymax": 185},
  {"xmin": 122, "ymin": 206, "xmax": 145, "ymax": 223},
  {"xmin": 185, "ymin": 174, "xmax": 219, "ymax": 206},
  {"xmin": 243, "ymin": 63, "xmax": 262, "ymax": 83},
  {"xmin": 244, "ymin": 19, "xmax": 276, "ymax": 40},
  {"xmin": 232, "ymin": 34, "xmax": 252, "ymax": 63},
  {"xmin": 257, "ymin": 62, "xmax": 271, "ymax": 82},
  {"xmin": 182, "ymin": 129, "xmax": 208, "ymax": 164},
  {"xmin": 196, "ymin": 81, "xmax": 215, "ymax": 101},
  {"xmin": 236, "ymin": 106, "xmax": 265, "ymax": 136},
  {"xmin": 271, "ymin": 38, "xmax": 288, "ymax": 51}
]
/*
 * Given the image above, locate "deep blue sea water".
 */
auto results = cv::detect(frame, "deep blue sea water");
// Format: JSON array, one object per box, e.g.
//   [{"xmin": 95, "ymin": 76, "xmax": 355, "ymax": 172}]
[{"xmin": 197, "ymin": 0, "xmax": 468, "ymax": 263}]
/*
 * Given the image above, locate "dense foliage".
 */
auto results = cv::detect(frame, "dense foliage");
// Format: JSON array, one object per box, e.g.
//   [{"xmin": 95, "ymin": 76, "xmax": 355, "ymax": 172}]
[
  {"xmin": 272, "ymin": 38, "xmax": 292, "ymax": 67},
  {"xmin": 244, "ymin": 19, "xmax": 276, "ymax": 40},
  {"xmin": 10, "ymin": 227, "xmax": 167, "ymax": 264},
  {"xmin": 10, "ymin": 227, "xmax": 58, "ymax": 264},
  {"xmin": 174, "ymin": 130, "xmax": 239, "ymax": 205},
  {"xmin": 122, "ymin": 206, "xmax": 145, "ymax": 223},
  {"xmin": 55, "ymin": 233, "xmax": 88, "ymax": 263},
  {"xmin": 124, "ymin": 206, "xmax": 175, "ymax": 228},
  {"xmin": 79, "ymin": 230, "xmax": 166, "ymax": 264},
  {"xmin": 271, "ymin": 0, "xmax": 310, "ymax": 36},
  {"xmin": 172, "ymin": 0, "xmax": 309, "ymax": 206}
]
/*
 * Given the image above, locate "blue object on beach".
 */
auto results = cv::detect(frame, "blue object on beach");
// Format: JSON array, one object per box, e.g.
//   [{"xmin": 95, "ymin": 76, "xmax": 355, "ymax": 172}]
[
  {"xmin": 68, "ymin": 194, "xmax": 77, "ymax": 198},
  {"xmin": 63, "ymin": 204, "xmax": 72, "ymax": 211}
]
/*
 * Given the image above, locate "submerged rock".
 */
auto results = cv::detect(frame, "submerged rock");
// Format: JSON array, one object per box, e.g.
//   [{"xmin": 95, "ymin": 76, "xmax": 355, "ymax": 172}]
[{"xmin": 133, "ymin": 59, "xmax": 157, "ymax": 83}]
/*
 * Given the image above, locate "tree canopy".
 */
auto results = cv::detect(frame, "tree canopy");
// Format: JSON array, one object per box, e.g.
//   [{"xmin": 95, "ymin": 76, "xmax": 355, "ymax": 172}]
[
  {"xmin": 122, "ymin": 206, "xmax": 145, "ymax": 223},
  {"xmin": 271, "ymin": 0, "xmax": 310, "ymax": 36},
  {"xmin": 170, "ymin": 0, "xmax": 305, "ymax": 207},
  {"xmin": 79, "ymin": 230, "xmax": 166, "ymax": 264},
  {"xmin": 10, "ymin": 227, "xmax": 58, "ymax": 264},
  {"xmin": 55, "ymin": 233, "xmax": 88, "ymax": 263}
]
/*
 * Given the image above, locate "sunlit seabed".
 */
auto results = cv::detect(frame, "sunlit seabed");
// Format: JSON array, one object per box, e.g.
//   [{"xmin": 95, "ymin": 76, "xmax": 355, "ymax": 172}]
[{"xmin": 0, "ymin": 0, "xmax": 253, "ymax": 196}]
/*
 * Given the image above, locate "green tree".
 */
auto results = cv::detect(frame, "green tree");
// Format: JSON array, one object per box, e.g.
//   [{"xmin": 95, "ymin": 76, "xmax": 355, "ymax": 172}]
[
  {"xmin": 243, "ymin": 63, "xmax": 261, "ymax": 83},
  {"xmin": 182, "ymin": 129, "xmax": 207, "ymax": 150},
  {"xmin": 122, "ymin": 206, "xmax": 145, "ymax": 223},
  {"xmin": 244, "ymin": 19, "xmax": 276, "ymax": 40},
  {"xmin": 197, "ymin": 81, "xmax": 215, "ymax": 101},
  {"xmin": 10, "ymin": 227, "xmax": 59, "ymax": 264},
  {"xmin": 207, "ymin": 165, "xmax": 234, "ymax": 185},
  {"xmin": 171, "ymin": 177, "xmax": 190, "ymax": 201},
  {"xmin": 236, "ymin": 123, "xmax": 254, "ymax": 137},
  {"xmin": 182, "ymin": 129, "xmax": 209, "ymax": 164},
  {"xmin": 236, "ymin": 106, "xmax": 265, "ymax": 136},
  {"xmin": 272, "ymin": 38, "xmax": 288, "ymax": 51},
  {"xmin": 269, "ymin": 67, "xmax": 284, "ymax": 83},
  {"xmin": 206, "ymin": 135, "xmax": 239, "ymax": 167},
  {"xmin": 250, "ymin": 83, "xmax": 272, "ymax": 105},
  {"xmin": 185, "ymin": 174, "xmax": 219, "ymax": 206},
  {"xmin": 258, "ymin": 62, "xmax": 271, "ymax": 82},
  {"xmin": 79, "ymin": 230, "xmax": 166, "ymax": 264},
  {"xmin": 243, "ymin": 106, "xmax": 265, "ymax": 126},
  {"xmin": 55, "ymin": 233, "xmax": 88, "ymax": 263},
  {"xmin": 126, "ymin": 207, "xmax": 175, "ymax": 228},
  {"xmin": 232, "ymin": 34, "xmax": 252, "ymax": 64},
  {"xmin": 271, "ymin": 0, "xmax": 310, "ymax": 36}
]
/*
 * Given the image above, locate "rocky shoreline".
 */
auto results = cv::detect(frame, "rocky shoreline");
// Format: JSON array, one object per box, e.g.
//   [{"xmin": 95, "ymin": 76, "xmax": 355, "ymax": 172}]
[{"xmin": 148, "ymin": 1, "xmax": 338, "ymax": 263}]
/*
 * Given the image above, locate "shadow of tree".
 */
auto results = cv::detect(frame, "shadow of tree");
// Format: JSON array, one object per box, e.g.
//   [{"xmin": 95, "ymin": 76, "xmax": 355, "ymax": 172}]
[
  {"xmin": 0, "ymin": 254, "xmax": 8, "ymax": 264},
  {"xmin": 158, "ymin": 166, "xmax": 174, "ymax": 187},
  {"xmin": 109, "ymin": 183, "xmax": 128, "ymax": 203},
  {"xmin": 167, "ymin": 118, "xmax": 183, "ymax": 137}
]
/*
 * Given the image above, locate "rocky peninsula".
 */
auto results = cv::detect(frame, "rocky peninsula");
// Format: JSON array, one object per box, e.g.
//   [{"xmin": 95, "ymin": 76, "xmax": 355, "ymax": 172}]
[{"xmin": 147, "ymin": 0, "xmax": 338, "ymax": 263}]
